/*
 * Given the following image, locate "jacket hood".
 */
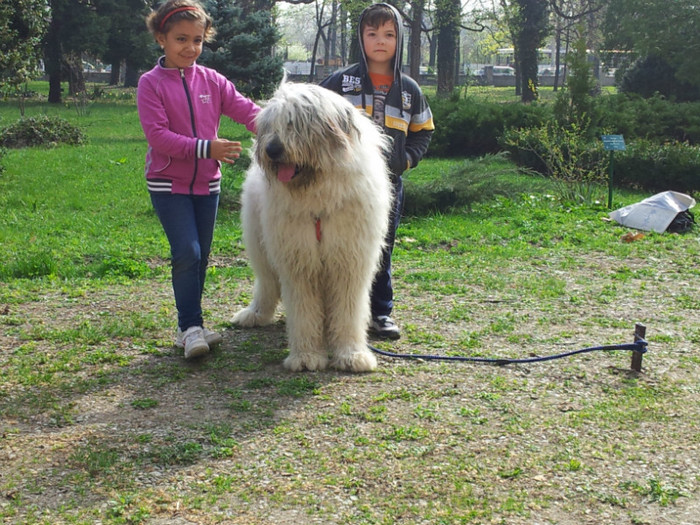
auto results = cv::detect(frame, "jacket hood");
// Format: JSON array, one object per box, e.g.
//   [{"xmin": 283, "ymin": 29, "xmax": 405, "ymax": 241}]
[{"xmin": 358, "ymin": 3, "xmax": 404, "ymax": 82}]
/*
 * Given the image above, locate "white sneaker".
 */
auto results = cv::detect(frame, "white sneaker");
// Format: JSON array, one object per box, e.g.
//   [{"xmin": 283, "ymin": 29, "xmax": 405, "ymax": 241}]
[
  {"xmin": 178, "ymin": 326, "xmax": 209, "ymax": 359},
  {"xmin": 175, "ymin": 327, "xmax": 222, "ymax": 349}
]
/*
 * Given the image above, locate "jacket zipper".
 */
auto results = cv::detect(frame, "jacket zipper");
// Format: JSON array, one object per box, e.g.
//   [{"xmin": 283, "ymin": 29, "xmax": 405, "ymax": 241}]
[{"xmin": 180, "ymin": 68, "xmax": 198, "ymax": 194}]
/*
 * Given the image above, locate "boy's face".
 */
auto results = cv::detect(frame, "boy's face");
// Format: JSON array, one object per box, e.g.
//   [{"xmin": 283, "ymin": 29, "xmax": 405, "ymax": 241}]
[{"xmin": 362, "ymin": 20, "xmax": 397, "ymax": 72}]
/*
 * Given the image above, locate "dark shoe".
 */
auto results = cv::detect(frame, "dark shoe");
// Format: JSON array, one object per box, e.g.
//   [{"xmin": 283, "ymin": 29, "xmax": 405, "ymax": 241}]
[{"xmin": 369, "ymin": 315, "xmax": 401, "ymax": 340}]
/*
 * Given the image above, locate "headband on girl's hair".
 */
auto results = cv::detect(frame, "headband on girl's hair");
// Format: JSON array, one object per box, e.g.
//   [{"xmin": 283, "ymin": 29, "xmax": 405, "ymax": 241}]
[{"xmin": 159, "ymin": 6, "xmax": 199, "ymax": 30}]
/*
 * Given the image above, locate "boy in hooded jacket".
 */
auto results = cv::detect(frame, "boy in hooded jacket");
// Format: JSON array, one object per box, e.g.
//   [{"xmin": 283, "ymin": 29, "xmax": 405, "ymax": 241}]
[{"xmin": 320, "ymin": 2, "xmax": 434, "ymax": 339}]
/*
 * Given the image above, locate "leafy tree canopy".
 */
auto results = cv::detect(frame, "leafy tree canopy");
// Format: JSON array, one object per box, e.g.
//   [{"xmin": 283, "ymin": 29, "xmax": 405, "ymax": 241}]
[
  {"xmin": 201, "ymin": 1, "xmax": 283, "ymax": 99},
  {"xmin": 604, "ymin": 0, "xmax": 700, "ymax": 92},
  {"xmin": 0, "ymin": 0, "xmax": 48, "ymax": 93}
]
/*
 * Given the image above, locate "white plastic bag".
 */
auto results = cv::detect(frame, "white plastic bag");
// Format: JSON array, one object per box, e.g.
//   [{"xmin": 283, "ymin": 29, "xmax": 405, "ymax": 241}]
[{"xmin": 609, "ymin": 191, "xmax": 696, "ymax": 233}]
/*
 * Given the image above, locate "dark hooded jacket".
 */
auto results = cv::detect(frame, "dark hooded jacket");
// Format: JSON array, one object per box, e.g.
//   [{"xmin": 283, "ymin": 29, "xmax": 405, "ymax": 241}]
[{"xmin": 319, "ymin": 3, "xmax": 434, "ymax": 179}]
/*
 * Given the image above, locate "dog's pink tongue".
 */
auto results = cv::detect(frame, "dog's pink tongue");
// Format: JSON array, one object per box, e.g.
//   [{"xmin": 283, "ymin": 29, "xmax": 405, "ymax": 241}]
[{"xmin": 277, "ymin": 164, "xmax": 296, "ymax": 183}]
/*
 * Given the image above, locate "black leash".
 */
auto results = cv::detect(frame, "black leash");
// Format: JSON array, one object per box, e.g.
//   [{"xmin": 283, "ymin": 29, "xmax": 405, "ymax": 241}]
[{"xmin": 368, "ymin": 340, "xmax": 648, "ymax": 366}]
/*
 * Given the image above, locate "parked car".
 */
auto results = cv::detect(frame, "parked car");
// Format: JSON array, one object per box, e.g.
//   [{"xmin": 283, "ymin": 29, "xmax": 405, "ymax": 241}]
[{"xmin": 492, "ymin": 66, "xmax": 515, "ymax": 76}]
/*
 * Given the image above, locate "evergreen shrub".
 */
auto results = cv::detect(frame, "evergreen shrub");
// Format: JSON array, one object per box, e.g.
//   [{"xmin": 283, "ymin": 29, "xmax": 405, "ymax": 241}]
[
  {"xmin": 595, "ymin": 94, "xmax": 700, "ymax": 144},
  {"xmin": 614, "ymin": 140, "xmax": 700, "ymax": 193},
  {"xmin": 427, "ymin": 95, "xmax": 550, "ymax": 157},
  {"xmin": 403, "ymin": 153, "xmax": 554, "ymax": 215},
  {"xmin": 619, "ymin": 55, "xmax": 700, "ymax": 102}
]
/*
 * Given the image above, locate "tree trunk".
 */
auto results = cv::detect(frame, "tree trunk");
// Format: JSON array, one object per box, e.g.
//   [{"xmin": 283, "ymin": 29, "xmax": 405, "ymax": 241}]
[
  {"xmin": 408, "ymin": 0, "xmax": 424, "ymax": 80},
  {"xmin": 124, "ymin": 59, "xmax": 139, "ymax": 88},
  {"xmin": 553, "ymin": 27, "xmax": 562, "ymax": 91},
  {"xmin": 45, "ymin": 16, "xmax": 62, "ymax": 104},
  {"xmin": 514, "ymin": 0, "xmax": 549, "ymax": 103},
  {"xmin": 436, "ymin": 0, "xmax": 460, "ymax": 96},
  {"xmin": 48, "ymin": 72, "xmax": 62, "ymax": 104},
  {"xmin": 339, "ymin": 4, "xmax": 347, "ymax": 66},
  {"xmin": 110, "ymin": 62, "xmax": 120, "ymax": 86},
  {"xmin": 65, "ymin": 54, "xmax": 85, "ymax": 96}
]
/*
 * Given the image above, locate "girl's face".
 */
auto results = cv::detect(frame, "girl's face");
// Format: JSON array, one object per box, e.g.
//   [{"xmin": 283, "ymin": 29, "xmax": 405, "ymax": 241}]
[
  {"xmin": 362, "ymin": 20, "xmax": 397, "ymax": 73},
  {"xmin": 157, "ymin": 19, "xmax": 206, "ymax": 69}
]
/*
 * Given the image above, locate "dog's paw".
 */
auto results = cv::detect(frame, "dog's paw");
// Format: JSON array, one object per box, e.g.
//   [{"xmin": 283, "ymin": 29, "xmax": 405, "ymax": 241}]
[
  {"xmin": 283, "ymin": 352, "xmax": 329, "ymax": 372},
  {"xmin": 230, "ymin": 307, "xmax": 273, "ymax": 327},
  {"xmin": 331, "ymin": 346, "xmax": 377, "ymax": 373}
]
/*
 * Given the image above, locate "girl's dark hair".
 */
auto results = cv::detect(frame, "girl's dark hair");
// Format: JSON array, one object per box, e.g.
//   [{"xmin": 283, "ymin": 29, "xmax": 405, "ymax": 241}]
[
  {"xmin": 360, "ymin": 4, "xmax": 397, "ymax": 32},
  {"xmin": 145, "ymin": 0, "xmax": 216, "ymax": 41}
]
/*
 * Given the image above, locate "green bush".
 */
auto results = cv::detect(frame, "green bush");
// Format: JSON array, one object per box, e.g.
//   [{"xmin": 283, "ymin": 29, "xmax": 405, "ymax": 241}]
[
  {"xmin": 0, "ymin": 115, "xmax": 85, "ymax": 148},
  {"xmin": 614, "ymin": 140, "xmax": 700, "ymax": 192},
  {"xmin": 594, "ymin": 94, "xmax": 700, "ymax": 144},
  {"xmin": 427, "ymin": 95, "xmax": 550, "ymax": 157},
  {"xmin": 503, "ymin": 123, "xmax": 609, "ymax": 203},
  {"xmin": 403, "ymin": 153, "xmax": 549, "ymax": 215},
  {"xmin": 619, "ymin": 55, "xmax": 700, "ymax": 102}
]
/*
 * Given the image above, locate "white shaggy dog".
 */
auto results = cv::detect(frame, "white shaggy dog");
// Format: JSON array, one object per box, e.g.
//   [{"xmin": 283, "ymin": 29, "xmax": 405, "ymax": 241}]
[{"xmin": 231, "ymin": 82, "xmax": 392, "ymax": 373}]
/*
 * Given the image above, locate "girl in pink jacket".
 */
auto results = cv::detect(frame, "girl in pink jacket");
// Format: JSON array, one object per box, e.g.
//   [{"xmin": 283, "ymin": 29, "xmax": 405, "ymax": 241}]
[{"xmin": 138, "ymin": 0, "xmax": 260, "ymax": 359}]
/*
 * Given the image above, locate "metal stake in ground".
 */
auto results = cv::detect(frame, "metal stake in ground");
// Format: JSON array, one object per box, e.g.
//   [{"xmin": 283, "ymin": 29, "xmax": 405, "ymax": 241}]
[{"xmin": 631, "ymin": 323, "xmax": 646, "ymax": 372}]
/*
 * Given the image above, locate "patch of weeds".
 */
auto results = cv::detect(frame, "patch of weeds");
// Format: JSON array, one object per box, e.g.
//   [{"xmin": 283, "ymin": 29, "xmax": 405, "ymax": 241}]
[
  {"xmin": 385, "ymin": 425, "xmax": 429, "ymax": 442},
  {"xmin": 0, "ymin": 115, "xmax": 85, "ymax": 148},
  {"xmin": 92, "ymin": 255, "xmax": 153, "ymax": 279},
  {"xmin": 498, "ymin": 466, "xmax": 524, "ymax": 479},
  {"xmin": 82, "ymin": 346, "xmax": 134, "ymax": 367},
  {"xmin": 204, "ymin": 422, "xmax": 239, "ymax": 458},
  {"xmin": 459, "ymin": 407, "xmax": 488, "ymax": 425},
  {"xmin": 595, "ymin": 491, "xmax": 628, "ymax": 507},
  {"xmin": 361, "ymin": 404, "xmax": 387, "ymax": 423},
  {"xmin": 567, "ymin": 458, "xmax": 583, "ymax": 471},
  {"xmin": 457, "ymin": 330, "xmax": 482, "ymax": 350},
  {"xmin": 488, "ymin": 312, "xmax": 519, "ymax": 334},
  {"xmin": 245, "ymin": 377, "xmax": 276, "ymax": 390},
  {"xmin": 151, "ymin": 440, "xmax": 203, "ymax": 466},
  {"xmin": 276, "ymin": 376, "xmax": 319, "ymax": 397},
  {"xmin": 141, "ymin": 361, "xmax": 188, "ymax": 387},
  {"xmin": 373, "ymin": 387, "xmax": 419, "ymax": 403},
  {"xmin": 70, "ymin": 442, "xmax": 121, "ymax": 477},
  {"xmin": 130, "ymin": 398, "xmax": 158, "ymax": 409},
  {"xmin": 620, "ymin": 478, "xmax": 684, "ymax": 506},
  {"xmin": 260, "ymin": 347, "xmax": 288, "ymax": 364},
  {"xmin": 107, "ymin": 493, "xmax": 151, "ymax": 523},
  {"xmin": 210, "ymin": 474, "xmax": 237, "ymax": 494},
  {"xmin": 413, "ymin": 403, "xmax": 439, "ymax": 421},
  {"xmin": 649, "ymin": 333, "xmax": 675, "ymax": 344},
  {"xmin": 404, "ymin": 324, "xmax": 447, "ymax": 346},
  {"xmin": 475, "ymin": 391, "xmax": 501, "ymax": 402},
  {"xmin": 3, "ymin": 248, "xmax": 59, "ymax": 278}
]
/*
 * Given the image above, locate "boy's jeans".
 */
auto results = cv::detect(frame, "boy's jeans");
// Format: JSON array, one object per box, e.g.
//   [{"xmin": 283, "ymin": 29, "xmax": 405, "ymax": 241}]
[
  {"xmin": 371, "ymin": 177, "xmax": 404, "ymax": 318},
  {"xmin": 150, "ymin": 193, "xmax": 219, "ymax": 331}
]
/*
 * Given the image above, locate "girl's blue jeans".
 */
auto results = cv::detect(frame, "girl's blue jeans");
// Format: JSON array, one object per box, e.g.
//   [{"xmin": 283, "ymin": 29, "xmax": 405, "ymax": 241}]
[{"xmin": 150, "ymin": 192, "xmax": 219, "ymax": 331}]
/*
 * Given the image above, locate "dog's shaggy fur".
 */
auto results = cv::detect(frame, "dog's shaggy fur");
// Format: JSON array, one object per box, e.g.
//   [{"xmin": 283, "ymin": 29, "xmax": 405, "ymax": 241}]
[{"xmin": 231, "ymin": 82, "xmax": 392, "ymax": 372}]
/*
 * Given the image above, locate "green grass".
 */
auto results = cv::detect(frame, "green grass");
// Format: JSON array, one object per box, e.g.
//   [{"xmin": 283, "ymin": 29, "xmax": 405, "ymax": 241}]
[{"xmin": 1, "ymin": 84, "xmax": 699, "ymax": 525}]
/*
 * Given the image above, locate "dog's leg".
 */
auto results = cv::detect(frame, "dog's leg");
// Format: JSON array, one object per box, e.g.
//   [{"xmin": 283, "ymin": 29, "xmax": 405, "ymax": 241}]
[
  {"xmin": 282, "ymin": 280, "xmax": 329, "ymax": 371},
  {"xmin": 231, "ymin": 179, "xmax": 280, "ymax": 327},
  {"xmin": 231, "ymin": 270, "xmax": 280, "ymax": 327},
  {"xmin": 325, "ymin": 267, "xmax": 377, "ymax": 373}
]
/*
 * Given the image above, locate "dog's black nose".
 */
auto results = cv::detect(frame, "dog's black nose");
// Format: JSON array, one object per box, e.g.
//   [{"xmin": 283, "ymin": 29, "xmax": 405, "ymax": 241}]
[{"xmin": 265, "ymin": 137, "xmax": 285, "ymax": 160}]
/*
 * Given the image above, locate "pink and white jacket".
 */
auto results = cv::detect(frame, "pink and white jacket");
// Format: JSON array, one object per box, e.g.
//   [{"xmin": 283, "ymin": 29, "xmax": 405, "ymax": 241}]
[{"xmin": 137, "ymin": 58, "xmax": 260, "ymax": 195}]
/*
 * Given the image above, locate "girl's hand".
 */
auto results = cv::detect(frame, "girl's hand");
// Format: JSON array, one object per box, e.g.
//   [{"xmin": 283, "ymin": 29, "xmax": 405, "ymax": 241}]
[{"xmin": 210, "ymin": 139, "xmax": 242, "ymax": 164}]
